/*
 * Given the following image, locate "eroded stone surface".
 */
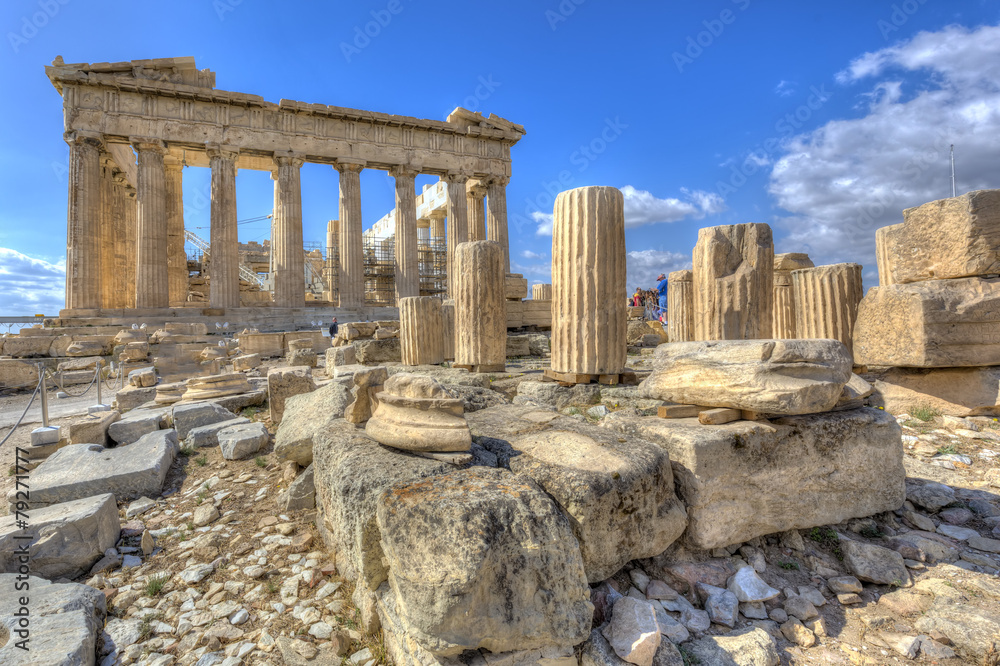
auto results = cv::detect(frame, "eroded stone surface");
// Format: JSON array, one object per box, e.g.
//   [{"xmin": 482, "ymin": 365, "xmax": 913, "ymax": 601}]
[{"xmin": 376, "ymin": 467, "xmax": 593, "ymax": 656}]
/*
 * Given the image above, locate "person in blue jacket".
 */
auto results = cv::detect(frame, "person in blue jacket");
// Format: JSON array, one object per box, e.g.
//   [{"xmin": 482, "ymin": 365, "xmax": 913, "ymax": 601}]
[{"xmin": 656, "ymin": 273, "xmax": 668, "ymax": 317}]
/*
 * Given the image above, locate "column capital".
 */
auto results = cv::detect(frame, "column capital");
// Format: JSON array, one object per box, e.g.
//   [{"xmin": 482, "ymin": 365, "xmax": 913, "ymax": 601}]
[
  {"xmin": 388, "ymin": 165, "xmax": 419, "ymax": 180},
  {"xmin": 64, "ymin": 130, "xmax": 104, "ymax": 149},
  {"xmin": 483, "ymin": 175, "xmax": 510, "ymax": 187},
  {"xmin": 163, "ymin": 154, "xmax": 184, "ymax": 171},
  {"xmin": 467, "ymin": 182, "xmax": 488, "ymax": 199},
  {"xmin": 274, "ymin": 152, "xmax": 305, "ymax": 169},
  {"xmin": 206, "ymin": 144, "xmax": 239, "ymax": 161},
  {"xmin": 427, "ymin": 209, "xmax": 447, "ymax": 220},
  {"xmin": 130, "ymin": 137, "xmax": 167, "ymax": 154},
  {"xmin": 442, "ymin": 171, "xmax": 472, "ymax": 185},
  {"xmin": 333, "ymin": 159, "xmax": 366, "ymax": 174}
]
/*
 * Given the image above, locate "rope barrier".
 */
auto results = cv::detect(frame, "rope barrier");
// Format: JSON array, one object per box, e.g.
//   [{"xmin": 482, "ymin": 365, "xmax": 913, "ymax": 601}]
[{"xmin": 0, "ymin": 371, "xmax": 43, "ymax": 448}]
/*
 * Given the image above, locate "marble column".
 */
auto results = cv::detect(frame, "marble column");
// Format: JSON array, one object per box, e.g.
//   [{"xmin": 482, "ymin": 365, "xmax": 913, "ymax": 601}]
[
  {"xmin": 64, "ymin": 131, "xmax": 102, "ymax": 310},
  {"xmin": 793, "ymin": 263, "xmax": 864, "ymax": 357},
  {"xmin": 667, "ymin": 270, "xmax": 694, "ymax": 343},
  {"xmin": 273, "ymin": 155, "xmax": 305, "ymax": 308},
  {"xmin": 326, "ymin": 219, "xmax": 339, "ymax": 302},
  {"xmin": 164, "ymin": 155, "xmax": 187, "ymax": 306},
  {"xmin": 531, "ymin": 283, "xmax": 552, "ymax": 301},
  {"xmin": 335, "ymin": 161, "xmax": 365, "ymax": 308},
  {"xmin": 133, "ymin": 139, "xmax": 169, "ymax": 309},
  {"xmin": 692, "ymin": 223, "xmax": 774, "ymax": 341},
  {"xmin": 455, "ymin": 240, "xmax": 506, "ymax": 372},
  {"xmin": 98, "ymin": 156, "xmax": 115, "ymax": 309},
  {"xmin": 399, "ymin": 296, "xmax": 444, "ymax": 365},
  {"xmin": 208, "ymin": 145, "xmax": 240, "ymax": 309},
  {"xmin": 772, "ymin": 253, "xmax": 814, "ymax": 339},
  {"xmin": 444, "ymin": 173, "xmax": 470, "ymax": 299},
  {"xmin": 391, "ymin": 167, "xmax": 420, "ymax": 301},
  {"xmin": 112, "ymin": 174, "xmax": 137, "ymax": 308},
  {"xmin": 551, "ymin": 187, "xmax": 627, "ymax": 375},
  {"xmin": 429, "ymin": 210, "xmax": 446, "ymax": 244},
  {"xmin": 486, "ymin": 176, "xmax": 510, "ymax": 274},
  {"xmin": 467, "ymin": 180, "xmax": 488, "ymax": 242}
]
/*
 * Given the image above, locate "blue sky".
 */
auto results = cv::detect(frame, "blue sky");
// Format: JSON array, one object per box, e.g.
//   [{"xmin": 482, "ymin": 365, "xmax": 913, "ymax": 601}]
[{"xmin": 1, "ymin": 0, "xmax": 999, "ymax": 315}]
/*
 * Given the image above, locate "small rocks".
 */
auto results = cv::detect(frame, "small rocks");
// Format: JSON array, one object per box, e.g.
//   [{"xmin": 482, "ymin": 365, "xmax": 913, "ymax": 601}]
[
  {"xmin": 727, "ymin": 567, "xmax": 780, "ymax": 602},
  {"xmin": 938, "ymin": 506, "xmax": 973, "ymax": 525},
  {"xmin": 696, "ymin": 583, "xmax": 738, "ymax": 628},
  {"xmin": 906, "ymin": 481, "xmax": 955, "ymax": 512},
  {"xmin": 602, "ymin": 597, "xmax": 661, "ymax": 666},
  {"xmin": 193, "ymin": 504, "xmax": 220, "ymax": 527},
  {"xmin": 218, "ymin": 422, "xmax": 269, "ymax": 460},
  {"xmin": 780, "ymin": 618, "xmax": 816, "ymax": 647},
  {"xmin": 783, "ymin": 594, "xmax": 818, "ymax": 622},
  {"xmin": 968, "ymin": 536, "xmax": 1000, "ymax": 553},
  {"xmin": 826, "ymin": 575, "xmax": 862, "ymax": 595},
  {"xmin": 841, "ymin": 539, "xmax": 909, "ymax": 585}
]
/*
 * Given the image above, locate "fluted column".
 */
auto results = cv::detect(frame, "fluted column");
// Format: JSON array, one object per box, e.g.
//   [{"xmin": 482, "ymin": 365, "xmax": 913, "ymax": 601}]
[
  {"xmin": 132, "ymin": 139, "xmax": 169, "ymax": 308},
  {"xmin": 335, "ymin": 161, "xmax": 365, "ymax": 308},
  {"xmin": 429, "ymin": 210, "xmax": 446, "ymax": 243},
  {"xmin": 455, "ymin": 241, "xmax": 506, "ymax": 372},
  {"xmin": 486, "ymin": 177, "xmax": 510, "ymax": 273},
  {"xmin": 467, "ymin": 180, "xmax": 488, "ymax": 242},
  {"xmin": 551, "ymin": 187, "xmax": 627, "ymax": 375},
  {"xmin": 793, "ymin": 263, "xmax": 864, "ymax": 357},
  {"xmin": 111, "ymin": 174, "xmax": 137, "ymax": 308},
  {"xmin": 444, "ymin": 173, "xmax": 470, "ymax": 299},
  {"xmin": 399, "ymin": 296, "xmax": 444, "ymax": 365},
  {"xmin": 326, "ymin": 219, "xmax": 339, "ymax": 302},
  {"xmin": 64, "ymin": 131, "xmax": 103, "ymax": 310},
  {"xmin": 772, "ymin": 253, "xmax": 814, "ymax": 339},
  {"xmin": 392, "ymin": 167, "xmax": 419, "ymax": 301},
  {"xmin": 208, "ymin": 145, "xmax": 240, "ymax": 309},
  {"xmin": 442, "ymin": 298, "xmax": 456, "ymax": 361},
  {"xmin": 164, "ymin": 156, "xmax": 187, "ymax": 306},
  {"xmin": 667, "ymin": 270, "xmax": 694, "ymax": 343},
  {"xmin": 273, "ymin": 154, "xmax": 305, "ymax": 308},
  {"xmin": 692, "ymin": 223, "xmax": 774, "ymax": 341},
  {"xmin": 531, "ymin": 283, "xmax": 552, "ymax": 301},
  {"xmin": 98, "ymin": 156, "xmax": 115, "ymax": 309}
]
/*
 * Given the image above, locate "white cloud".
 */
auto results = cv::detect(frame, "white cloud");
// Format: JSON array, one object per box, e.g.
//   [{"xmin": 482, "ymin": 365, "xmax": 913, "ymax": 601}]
[
  {"xmin": 622, "ymin": 186, "xmax": 726, "ymax": 228},
  {"xmin": 775, "ymin": 80, "xmax": 797, "ymax": 97},
  {"xmin": 521, "ymin": 249, "xmax": 546, "ymax": 260},
  {"xmin": 0, "ymin": 248, "xmax": 65, "ymax": 315},
  {"xmin": 534, "ymin": 186, "xmax": 726, "ymax": 236},
  {"xmin": 626, "ymin": 249, "xmax": 691, "ymax": 294},
  {"xmin": 769, "ymin": 22, "xmax": 1000, "ymax": 273},
  {"xmin": 533, "ymin": 211, "xmax": 553, "ymax": 236}
]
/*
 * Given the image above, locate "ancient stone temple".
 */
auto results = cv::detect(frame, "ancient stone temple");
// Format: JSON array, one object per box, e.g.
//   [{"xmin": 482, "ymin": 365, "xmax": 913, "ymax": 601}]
[
  {"xmin": 48, "ymin": 56, "xmax": 524, "ymax": 317},
  {"xmin": 692, "ymin": 223, "xmax": 774, "ymax": 341}
]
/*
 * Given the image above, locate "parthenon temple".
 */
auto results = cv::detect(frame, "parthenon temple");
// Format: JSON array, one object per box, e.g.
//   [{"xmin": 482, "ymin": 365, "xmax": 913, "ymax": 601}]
[{"xmin": 49, "ymin": 56, "xmax": 524, "ymax": 318}]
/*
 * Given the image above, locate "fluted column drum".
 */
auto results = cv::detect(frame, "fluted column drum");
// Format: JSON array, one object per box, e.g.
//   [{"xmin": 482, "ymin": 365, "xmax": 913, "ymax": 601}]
[
  {"xmin": 165, "ymin": 158, "xmax": 187, "ymax": 306},
  {"xmin": 65, "ymin": 132, "xmax": 102, "ymax": 310},
  {"xmin": 551, "ymin": 186, "xmax": 627, "ymax": 375},
  {"xmin": 772, "ymin": 252, "xmax": 814, "ymax": 339},
  {"xmin": 455, "ymin": 241, "xmax": 506, "ymax": 372},
  {"xmin": 692, "ymin": 223, "xmax": 774, "ymax": 341},
  {"xmin": 793, "ymin": 263, "xmax": 864, "ymax": 357},
  {"xmin": 336, "ymin": 162, "xmax": 365, "ymax": 308},
  {"xmin": 208, "ymin": 146, "xmax": 239, "ymax": 309},
  {"xmin": 134, "ymin": 140, "xmax": 169, "ymax": 309},
  {"xmin": 667, "ymin": 270, "xmax": 694, "ymax": 343},
  {"xmin": 399, "ymin": 296, "xmax": 444, "ymax": 366},
  {"xmin": 441, "ymin": 298, "xmax": 456, "ymax": 361}
]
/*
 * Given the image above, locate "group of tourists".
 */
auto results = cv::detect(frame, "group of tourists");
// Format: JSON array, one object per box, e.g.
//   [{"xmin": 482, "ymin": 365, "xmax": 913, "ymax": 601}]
[{"xmin": 630, "ymin": 273, "xmax": 669, "ymax": 322}]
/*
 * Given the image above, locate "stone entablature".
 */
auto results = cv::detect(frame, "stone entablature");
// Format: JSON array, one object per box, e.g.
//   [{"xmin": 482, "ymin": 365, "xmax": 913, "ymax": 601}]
[{"xmin": 47, "ymin": 57, "xmax": 523, "ymax": 179}]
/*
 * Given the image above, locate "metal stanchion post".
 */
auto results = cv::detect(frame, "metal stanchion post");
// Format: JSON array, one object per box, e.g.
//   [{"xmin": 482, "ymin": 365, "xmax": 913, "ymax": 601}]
[
  {"xmin": 30, "ymin": 363, "xmax": 59, "ymax": 449},
  {"xmin": 89, "ymin": 359, "xmax": 111, "ymax": 414}
]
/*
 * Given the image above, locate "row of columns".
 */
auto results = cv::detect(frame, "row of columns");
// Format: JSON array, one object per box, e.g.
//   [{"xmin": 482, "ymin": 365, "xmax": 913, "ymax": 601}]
[{"xmin": 64, "ymin": 131, "xmax": 511, "ymax": 311}]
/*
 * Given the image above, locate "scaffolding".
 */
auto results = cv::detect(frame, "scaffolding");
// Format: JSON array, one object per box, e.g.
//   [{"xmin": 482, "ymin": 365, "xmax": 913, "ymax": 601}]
[
  {"xmin": 363, "ymin": 236, "xmax": 396, "ymax": 306},
  {"xmin": 418, "ymin": 237, "xmax": 447, "ymax": 298}
]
